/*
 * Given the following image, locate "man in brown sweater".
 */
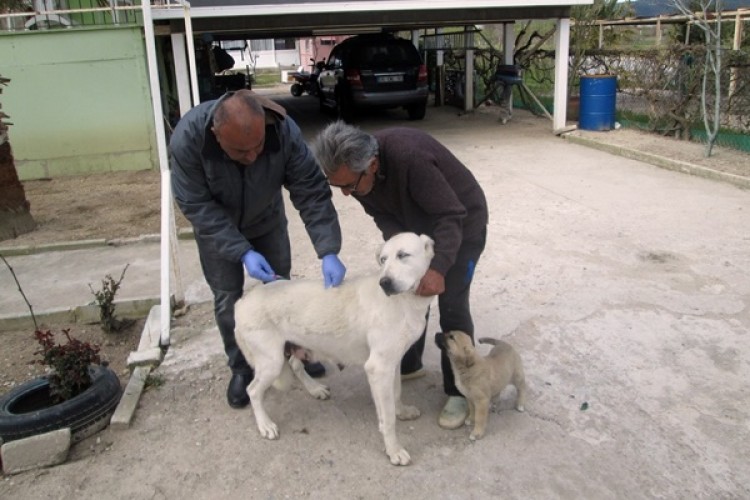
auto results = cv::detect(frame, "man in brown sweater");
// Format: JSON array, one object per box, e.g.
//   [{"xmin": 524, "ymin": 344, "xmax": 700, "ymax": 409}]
[{"xmin": 312, "ymin": 121, "xmax": 488, "ymax": 429}]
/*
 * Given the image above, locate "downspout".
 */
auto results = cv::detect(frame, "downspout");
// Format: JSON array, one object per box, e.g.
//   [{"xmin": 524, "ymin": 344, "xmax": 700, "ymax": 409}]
[
  {"xmin": 553, "ymin": 17, "xmax": 570, "ymax": 131},
  {"xmin": 183, "ymin": 2, "xmax": 200, "ymax": 106},
  {"xmin": 141, "ymin": 0, "xmax": 172, "ymax": 347},
  {"xmin": 464, "ymin": 27, "xmax": 474, "ymax": 111}
]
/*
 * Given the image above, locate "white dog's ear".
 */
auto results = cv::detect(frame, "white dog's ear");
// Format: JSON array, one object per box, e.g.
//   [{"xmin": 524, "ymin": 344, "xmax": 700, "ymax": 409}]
[{"xmin": 419, "ymin": 234, "xmax": 435, "ymax": 256}]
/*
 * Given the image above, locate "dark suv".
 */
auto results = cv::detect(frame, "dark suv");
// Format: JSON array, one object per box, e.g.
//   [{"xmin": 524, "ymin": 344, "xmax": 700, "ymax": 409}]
[{"xmin": 317, "ymin": 33, "xmax": 429, "ymax": 122}]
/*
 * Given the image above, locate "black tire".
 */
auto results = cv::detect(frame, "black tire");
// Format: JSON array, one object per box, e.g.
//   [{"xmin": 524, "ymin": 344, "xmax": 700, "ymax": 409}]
[
  {"xmin": 0, "ymin": 365, "xmax": 122, "ymax": 443},
  {"xmin": 290, "ymin": 83, "xmax": 303, "ymax": 97},
  {"xmin": 336, "ymin": 90, "xmax": 355, "ymax": 123},
  {"xmin": 318, "ymin": 91, "xmax": 329, "ymax": 113},
  {"xmin": 407, "ymin": 102, "xmax": 427, "ymax": 120}
]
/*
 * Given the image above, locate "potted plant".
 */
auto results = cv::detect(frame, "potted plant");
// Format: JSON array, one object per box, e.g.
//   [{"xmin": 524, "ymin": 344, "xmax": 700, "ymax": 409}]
[{"xmin": 0, "ymin": 257, "xmax": 122, "ymax": 444}]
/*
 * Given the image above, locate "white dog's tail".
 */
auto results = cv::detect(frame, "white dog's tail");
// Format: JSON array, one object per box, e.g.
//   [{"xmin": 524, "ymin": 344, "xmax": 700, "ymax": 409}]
[{"xmin": 478, "ymin": 337, "xmax": 501, "ymax": 346}]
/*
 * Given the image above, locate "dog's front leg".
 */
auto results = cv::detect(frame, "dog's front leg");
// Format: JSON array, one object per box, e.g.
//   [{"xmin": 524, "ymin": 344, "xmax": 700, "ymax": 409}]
[
  {"xmin": 470, "ymin": 396, "xmax": 491, "ymax": 441},
  {"xmin": 364, "ymin": 356, "xmax": 411, "ymax": 466},
  {"xmin": 394, "ymin": 364, "xmax": 420, "ymax": 421},
  {"xmin": 466, "ymin": 397, "xmax": 476, "ymax": 425}
]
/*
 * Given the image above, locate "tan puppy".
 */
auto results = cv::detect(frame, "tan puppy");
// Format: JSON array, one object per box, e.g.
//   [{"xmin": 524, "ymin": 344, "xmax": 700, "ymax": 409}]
[{"xmin": 436, "ymin": 330, "xmax": 526, "ymax": 440}]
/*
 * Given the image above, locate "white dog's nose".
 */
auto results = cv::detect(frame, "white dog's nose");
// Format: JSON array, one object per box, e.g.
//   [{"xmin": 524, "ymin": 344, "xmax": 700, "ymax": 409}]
[{"xmin": 379, "ymin": 277, "xmax": 396, "ymax": 296}]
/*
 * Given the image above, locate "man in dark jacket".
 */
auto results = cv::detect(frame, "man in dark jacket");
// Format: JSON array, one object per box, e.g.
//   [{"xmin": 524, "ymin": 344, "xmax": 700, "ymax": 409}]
[
  {"xmin": 171, "ymin": 90, "xmax": 346, "ymax": 409},
  {"xmin": 312, "ymin": 121, "xmax": 488, "ymax": 430}
]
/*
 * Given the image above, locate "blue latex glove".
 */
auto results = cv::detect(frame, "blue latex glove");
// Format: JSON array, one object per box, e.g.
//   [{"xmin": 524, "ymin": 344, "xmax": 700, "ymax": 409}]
[
  {"xmin": 321, "ymin": 254, "xmax": 346, "ymax": 288},
  {"xmin": 242, "ymin": 250, "xmax": 277, "ymax": 283}
]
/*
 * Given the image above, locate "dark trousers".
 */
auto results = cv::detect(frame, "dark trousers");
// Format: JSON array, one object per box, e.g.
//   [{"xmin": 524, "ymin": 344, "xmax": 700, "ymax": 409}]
[
  {"xmin": 196, "ymin": 224, "xmax": 291, "ymax": 375},
  {"xmin": 400, "ymin": 228, "xmax": 486, "ymax": 396}
]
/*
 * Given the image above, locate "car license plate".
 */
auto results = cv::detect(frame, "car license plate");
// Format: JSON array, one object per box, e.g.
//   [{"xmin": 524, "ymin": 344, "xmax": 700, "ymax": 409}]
[{"xmin": 378, "ymin": 75, "xmax": 403, "ymax": 83}]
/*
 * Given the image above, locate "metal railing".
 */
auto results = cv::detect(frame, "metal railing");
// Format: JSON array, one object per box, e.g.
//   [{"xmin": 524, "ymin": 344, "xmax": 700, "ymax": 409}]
[
  {"xmin": 422, "ymin": 29, "xmax": 482, "ymax": 51},
  {"xmin": 0, "ymin": 1, "xmax": 142, "ymax": 32}
]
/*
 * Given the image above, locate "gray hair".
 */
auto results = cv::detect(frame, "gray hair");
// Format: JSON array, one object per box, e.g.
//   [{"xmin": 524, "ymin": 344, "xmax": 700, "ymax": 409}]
[{"xmin": 312, "ymin": 121, "xmax": 379, "ymax": 175}]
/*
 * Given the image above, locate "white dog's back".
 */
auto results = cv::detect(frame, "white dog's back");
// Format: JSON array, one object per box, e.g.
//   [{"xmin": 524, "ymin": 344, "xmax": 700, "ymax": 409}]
[{"xmin": 235, "ymin": 274, "xmax": 426, "ymax": 366}]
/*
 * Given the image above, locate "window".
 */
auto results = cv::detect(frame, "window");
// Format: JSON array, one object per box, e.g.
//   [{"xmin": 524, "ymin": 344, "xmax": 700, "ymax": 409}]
[
  {"xmin": 274, "ymin": 38, "xmax": 296, "ymax": 50},
  {"xmin": 250, "ymin": 39, "xmax": 273, "ymax": 51},
  {"xmin": 221, "ymin": 40, "xmax": 246, "ymax": 50}
]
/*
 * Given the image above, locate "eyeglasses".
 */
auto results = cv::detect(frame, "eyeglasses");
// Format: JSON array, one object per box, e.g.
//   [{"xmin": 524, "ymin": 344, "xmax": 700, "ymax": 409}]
[{"xmin": 329, "ymin": 171, "xmax": 366, "ymax": 193}]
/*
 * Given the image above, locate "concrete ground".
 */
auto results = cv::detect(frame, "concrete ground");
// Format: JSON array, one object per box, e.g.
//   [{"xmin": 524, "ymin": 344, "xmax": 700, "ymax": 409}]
[{"xmin": 0, "ymin": 91, "xmax": 749, "ymax": 498}]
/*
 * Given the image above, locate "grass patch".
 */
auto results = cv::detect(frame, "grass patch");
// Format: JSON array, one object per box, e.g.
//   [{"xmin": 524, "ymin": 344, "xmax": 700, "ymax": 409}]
[
  {"xmin": 145, "ymin": 373, "xmax": 166, "ymax": 390},
  {"xmin": 252, "ymin": 71, "xmax": 282, "ymax": 87}
]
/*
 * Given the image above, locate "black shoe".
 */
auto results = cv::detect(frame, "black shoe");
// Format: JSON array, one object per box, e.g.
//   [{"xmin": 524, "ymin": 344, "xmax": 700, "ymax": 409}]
[
  {"xmin": 303, "ymin": 361, "xmax": 326, "ymax": 378},
  {"xmin": 227, "ymin": 371, "xmax": 254, "ymax": 409}
]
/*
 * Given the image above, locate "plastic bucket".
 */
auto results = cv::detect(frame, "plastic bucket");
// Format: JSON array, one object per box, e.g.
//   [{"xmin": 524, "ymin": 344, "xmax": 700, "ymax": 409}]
[{"xmin": 578, "ymin": 75, "xmax": 617, "ymax": 131}]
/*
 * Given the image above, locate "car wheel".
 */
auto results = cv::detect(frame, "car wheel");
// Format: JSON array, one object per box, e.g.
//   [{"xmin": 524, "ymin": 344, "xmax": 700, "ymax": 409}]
[
  {"xmin": 337, "ymin": 91, "xmax": 355, "ymax": 123},
  {"xmin": 407, "ymin": 103, "xmax": 427, "ymax": 120},
  {"xmin": 318, "ymin": 91, "xmax": 329, "ymax": 113}
]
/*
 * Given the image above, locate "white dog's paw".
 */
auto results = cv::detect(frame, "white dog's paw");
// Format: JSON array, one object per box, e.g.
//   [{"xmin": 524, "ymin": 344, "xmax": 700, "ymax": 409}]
[
  {"xmin": 396, "ymin": 404, "xmax": 421, "ymax": 421},
  {"xmin": 256, "ymin": 420, "xmax": 279, "ymax": 440},
  {"xmin": 387, "ymin": 448, "xmax": 412, "ymax": 466},
  {"xmin": 516, "ymin": 405, "xmax": 525, "ymax": 412},
  {"xmin": 464, "ymin": 417, "xmax": 473, "ymax": 425},
  {"xmin": 309, "ymin": 383, "xmax": 331, "ymax": 400}
]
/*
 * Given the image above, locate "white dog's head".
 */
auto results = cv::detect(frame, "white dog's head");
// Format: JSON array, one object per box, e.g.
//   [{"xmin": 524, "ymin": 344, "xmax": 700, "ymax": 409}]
[{"xmin": 377, "ymin": 233, "xmax": 435, "ymax": 296}]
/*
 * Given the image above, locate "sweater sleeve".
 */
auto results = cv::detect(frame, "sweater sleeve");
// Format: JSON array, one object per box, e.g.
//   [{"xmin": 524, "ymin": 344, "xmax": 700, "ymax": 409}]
[
  {"xmin": 404, "ymin": 159, "xmax": 467, "ymax": 275},
  {"xmin": 281, "ymin": 118, "xmax": 342, "ymax": 258}
]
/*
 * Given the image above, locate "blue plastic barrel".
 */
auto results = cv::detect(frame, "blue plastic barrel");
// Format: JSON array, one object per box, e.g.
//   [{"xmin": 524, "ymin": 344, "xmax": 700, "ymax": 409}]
[{"xmin": 578, "ymin": 75, "xmax": 617, "ymax": 131}]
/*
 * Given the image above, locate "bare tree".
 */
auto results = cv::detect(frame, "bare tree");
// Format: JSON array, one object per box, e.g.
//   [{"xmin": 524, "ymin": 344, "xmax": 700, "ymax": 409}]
[
  {"xmin": 569, "ymin": 0, "xmax": 631, "ymax": 96},
  {"xmin": 673, "ymin": 0, "xmax": 723, "ymax": 157},
  {"xmin": 0, "ymin": 75, "xmax": 36, "ymax": 241}
]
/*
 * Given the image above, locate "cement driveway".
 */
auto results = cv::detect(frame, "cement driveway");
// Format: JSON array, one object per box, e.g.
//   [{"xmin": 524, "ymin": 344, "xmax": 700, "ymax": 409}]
[{"xmin": 1, "ymin": 92, "xmax": 748, "ymax": 498}]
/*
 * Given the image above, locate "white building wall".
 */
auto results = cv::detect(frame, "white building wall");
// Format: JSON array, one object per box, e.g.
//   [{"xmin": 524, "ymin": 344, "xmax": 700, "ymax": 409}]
[
  {"xmin": 223, "ymin": 47, "xmax": 300, "ymax": 70},
  {"xmin": 222, "ymin": 38, "xmax": 301, "ymax": 71}
]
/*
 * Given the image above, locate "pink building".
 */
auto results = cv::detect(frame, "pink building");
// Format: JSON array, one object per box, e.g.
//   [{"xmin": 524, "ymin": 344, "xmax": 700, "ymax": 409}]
[{"xmin": 298, "ymin": 35, "xmax": 350, "ymax": 70}]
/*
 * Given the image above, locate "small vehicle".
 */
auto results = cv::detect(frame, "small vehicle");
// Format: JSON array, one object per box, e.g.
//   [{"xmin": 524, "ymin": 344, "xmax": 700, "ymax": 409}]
[
  {"xmin": 317, "ymin": 33, "xmax": 429, "ymax": 122},
  {"xmin": 290, "ymin": 59, "xmax": 325, "ymax": 97}
]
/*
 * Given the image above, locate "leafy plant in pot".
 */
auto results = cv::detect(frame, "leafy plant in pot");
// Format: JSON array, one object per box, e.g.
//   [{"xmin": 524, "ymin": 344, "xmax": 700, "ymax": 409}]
[{"xmin": 0, "ymin": 256, "xmax": 122, "ymax": 445}]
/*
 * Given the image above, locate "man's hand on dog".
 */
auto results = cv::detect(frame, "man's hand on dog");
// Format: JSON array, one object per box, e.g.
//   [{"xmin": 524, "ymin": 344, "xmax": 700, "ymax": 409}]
[
  {"xmin": 322, "ymin": 253, "xmax": 346, "ymax": 288},
  {"xmin": 416, "ymin": 269, "xmax": 444, "ymax": 296},
  {"xmin": 242, "ymin": 250, "xmax": 277, "ymax": 283}
]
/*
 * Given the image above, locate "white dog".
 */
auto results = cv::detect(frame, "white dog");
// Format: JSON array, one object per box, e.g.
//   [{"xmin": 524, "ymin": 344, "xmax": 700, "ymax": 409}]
[{"xmin": 234, "ymin": 232, "xmax": 435, "ymax": 465}]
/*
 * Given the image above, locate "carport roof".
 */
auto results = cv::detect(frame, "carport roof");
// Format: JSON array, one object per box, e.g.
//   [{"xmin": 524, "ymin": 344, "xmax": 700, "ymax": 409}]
[{"xmin": 152, "ymin": 0, "xmax": 591, "ymax": 39}]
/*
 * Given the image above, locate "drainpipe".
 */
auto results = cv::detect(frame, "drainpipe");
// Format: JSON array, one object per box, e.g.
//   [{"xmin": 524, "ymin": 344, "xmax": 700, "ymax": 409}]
[
  {"xmin": 183, "ymin": 2, "xmax": 200, "ymax": 106},
  {"xmin": 503, "ymin": 22, "xmax": 515, "ymax": 113},
  {"xmin": 171, "ymin": 33, "xmax": 192, "ymax": 116},
  {"xmin": 141, "ymin": 0, "xmax": 173, "ymax": 347},
  {"xmin": 553, "ymin": 17, "xmax": 570, "ymax": 131},
  {"xmin": 436, "ymin": 28, "xmax": 444, "ymax": 106},
  {"xmin": 464, "ymin": 26, "xmax": 474, "ymax": 111}
]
